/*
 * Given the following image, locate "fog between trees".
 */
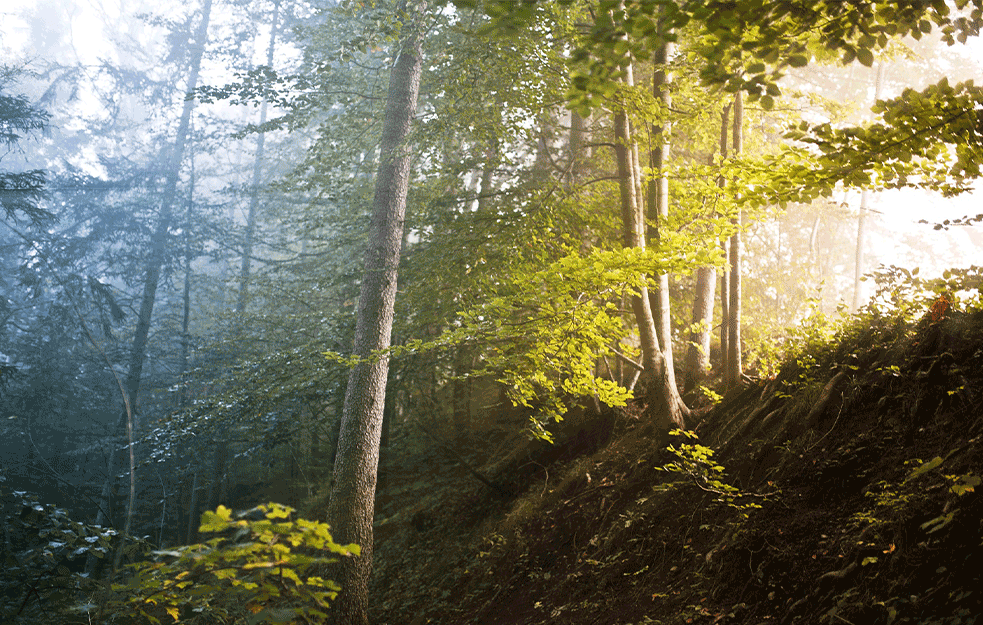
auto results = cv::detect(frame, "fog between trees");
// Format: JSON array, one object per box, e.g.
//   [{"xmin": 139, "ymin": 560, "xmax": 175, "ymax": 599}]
[{"xmin": 1, "ymin": 1, "xmax": 982, "ymax": 623}]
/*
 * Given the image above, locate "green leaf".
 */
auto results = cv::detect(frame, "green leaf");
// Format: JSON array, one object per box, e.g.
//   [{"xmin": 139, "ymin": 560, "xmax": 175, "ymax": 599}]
[
  {"xmin": 856, "ymin": 47, "xmax": 874, "ymax": 67},
  {"xmin": 787, "ymin": 54, "xmax": 808, "ymax": 68},
  {"xmin": 907, "ymin": 456, "xmax": 944, "ymax": 481}
]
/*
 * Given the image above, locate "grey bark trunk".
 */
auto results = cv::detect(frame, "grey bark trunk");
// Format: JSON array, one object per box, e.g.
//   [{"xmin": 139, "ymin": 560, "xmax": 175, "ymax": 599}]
[
  {"xmin": 648, "ymin": 39, "xmax": 675, "ymax": 376},
  {"xmin": 326, "ymin": 8, "xmax": 425, "ymax": 623},
  {"xmin": 179, "ymin": 158, "xmax": 195, "ymax": 409},
  {"xmin": 568, "ymin": 111, "xmax": 591, "ymax": 183},
  {"xmin": 610, "ymin": 43, "xmax": 687, "ymax": 431},
  {"xmin": 684, "ymin": 267, "xmax": 715, "ymax": 394},
  {"xmin": 726, "ymin": 90, "xmax": 743, "ymax": 389},
  {"xmin": 685, "ymin": 103, "xmax": 729, "ymax": 393},
  {"xmin": 185, "ymin": 470, "xmax": 199, "ymax": 544},
  {"xmin": 852, "ymin": 63, "xmax": 884, "ymax": 310},
  {"xmin": 720, "ymin": 240, "xmax": 729, "ymax": 385}
]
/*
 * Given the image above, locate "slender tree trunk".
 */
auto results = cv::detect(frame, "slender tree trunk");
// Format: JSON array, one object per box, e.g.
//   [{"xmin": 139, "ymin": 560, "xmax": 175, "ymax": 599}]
[
  {"xmin": 185, "ymin": 470, "xmax": 200, "ymax": 544},
  {"xmin": 726, "ymin": 90, "xmax": 743, "ymax": 389},
  {"xmin": 686, "ymin": 103, "xmax": 730, "ymax": 393},
  {"xmin": 610, "ymin": 30, "xmax": 687, "ymax": 430},
  {"xmin": 326, "ymin": 6, "xmax": 425, "ymax": 623},
  {"xmin": 852, "ymin": 62, "xmax": 884, "ymax": 310},
  {"xmin": 125, "ymin": 0, "xmax": 211, "ymax": 420},
  {"xmin": 720, "ymin": 240, "xmax": 729, "ymax": 384},
  {"xmin": 852, "ymin": 189, "xmax": 868, "ymax": 310},
  {"xmin": 648, "ymin": 38, "xmax": 675, "ymax": 372},
  {"xmin": 236, "ymin": 0, "xmax": 281, "ymax": 316},
  {"xmin": 88, "ymin": 0, "xmax": 212, "ymax": 574},
  {"xmin": 179, "ymin": 150, "xmax": 196, "ymax": 410}
]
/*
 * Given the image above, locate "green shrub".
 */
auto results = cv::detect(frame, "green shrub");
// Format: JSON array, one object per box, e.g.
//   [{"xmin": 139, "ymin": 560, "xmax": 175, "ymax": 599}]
[{"xmin": 107, "ymin": 503, "xmax": 358, "ymax": 624}]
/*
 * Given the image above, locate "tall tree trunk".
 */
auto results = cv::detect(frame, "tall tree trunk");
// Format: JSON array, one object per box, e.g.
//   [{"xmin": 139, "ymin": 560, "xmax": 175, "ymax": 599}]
[
  {"xmin": 185, "ymin": 470, "xmax": 200, "ymax": 544},
  {"xmin": 610, "ymin": 29, "xmax": 687, "ymax": 431},
  {"xmin": 125, "ymin": 0, "xmax": 211, "ymax": 423},
  {"xmin": 684, "ymin": 267, "xmax": 715, "ymax": 393},
  {"xmin": 720, "ymin": 239, "xmax": 729, "ymax": 384},
  {"xmin": 179, "ymin": 147, "xmax": 196, "ymax": 409},
  {"xmin": 726, "ymin": 90, "xmax": 743, "ymax": 389},
  {"xmin": 88, "ymin": 0, "xmax": 212, "ymax": 575},
  {"xmin": 648, "ymin": 38, "xmax": 676, "ymax": 376},
  {"xmin": 685, "ymin": 103, "xmax": 730, "ymax": 393},
  {"xmin": 326, "ymin": 6, "xmax": 425, "ymax": 623},
  {"xmin": 852, "ymin": 62, "xmax": 884, "ymax": 310},
  {"xmin": 236, "ymin": 0, "xmax": 281, "ymax": 316},
  {"xmin": 568, "ymin": 111, "xmax": 592, "ymax": 183}
]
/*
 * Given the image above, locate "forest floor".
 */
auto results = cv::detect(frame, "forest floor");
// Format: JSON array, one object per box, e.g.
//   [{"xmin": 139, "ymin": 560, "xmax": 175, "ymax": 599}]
[{"xmin": 360, "ymin": 305, "xmax": 983, "ymax": 625}]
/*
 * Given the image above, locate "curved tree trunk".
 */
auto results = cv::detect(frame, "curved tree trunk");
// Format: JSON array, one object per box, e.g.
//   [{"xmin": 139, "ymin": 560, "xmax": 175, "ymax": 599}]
[{"xmin": 326, "ymin": 7, "xmax": 425, "ymax": 623}]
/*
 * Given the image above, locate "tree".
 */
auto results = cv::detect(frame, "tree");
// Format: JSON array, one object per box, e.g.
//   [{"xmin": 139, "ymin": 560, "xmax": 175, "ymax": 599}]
[
  {"xmin": 726, "ymin": 90, "xmax": 743, "ymax": 389},
  {"xmin": 236, "ymin": 0, "xmax": 283, "ymax": 318},
  {"xmin": 852, "ymin": 61, "xmax": 886, "ymax": 310},
  {"xmin": 0, "ymin": 67, "xmax": 50, "ymax": 226},
  {"xmin": 684, "ymin": 102, "xmax": 729, "ymax": 394},
  {"xmin": 605, "ymin": 1, "xmax": 689, "ymax": 430},
  {"xmin": 325, "ymin": 2, "xmax": 427, "ymax": 623},
  {"xmin": 88, "ymin": 0, "xmax": 214, "ymax": 575}
]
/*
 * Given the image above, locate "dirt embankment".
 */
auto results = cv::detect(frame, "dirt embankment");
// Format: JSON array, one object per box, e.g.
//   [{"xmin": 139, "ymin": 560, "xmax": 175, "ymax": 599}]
[{"xmin": 369, "ymin": 308, "xmax": 983, "ymax": 625}]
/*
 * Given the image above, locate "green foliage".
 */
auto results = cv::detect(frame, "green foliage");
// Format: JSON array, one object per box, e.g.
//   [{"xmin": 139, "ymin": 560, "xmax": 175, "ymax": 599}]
[
  {"xmin": 108, "ymin": 504, "xmax": 358, "ymax": 625},
  {"xmin": 851, "ymin": 453, "xmax": 979, "ymax": 539},
  {"xmin": 0, "ymin": 65, "xmax": 52, "ymax": 225},
  {"xmin": 555, "ymin": 0, "xmax": 983, "ymax": 113},
  {"xmin": 655, "ymin": 429, "xmax": 765, "ymax": 517},
  {"xmin": 783, "ymin": 78, "xmax": 983, "ymax": 199},
  {"xmin": 0, "ymin": 488, "xmax": 122, "ymax": 623},
  {"xmin": 864, "ymin": 264, "xmax": 983, "ymax": 318}
]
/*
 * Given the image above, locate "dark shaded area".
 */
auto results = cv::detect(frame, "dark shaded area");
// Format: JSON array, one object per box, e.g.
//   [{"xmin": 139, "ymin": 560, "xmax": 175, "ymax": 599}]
[{"xmin": 367, "ymin": 307, "xmax": 983, "ymax": 625}]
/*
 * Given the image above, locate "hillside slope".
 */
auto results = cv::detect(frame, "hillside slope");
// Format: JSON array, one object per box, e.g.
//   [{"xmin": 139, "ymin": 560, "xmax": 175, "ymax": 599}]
[{"xmin": 368, "ymin": 306, "xmax": 983, "ymax": 625}]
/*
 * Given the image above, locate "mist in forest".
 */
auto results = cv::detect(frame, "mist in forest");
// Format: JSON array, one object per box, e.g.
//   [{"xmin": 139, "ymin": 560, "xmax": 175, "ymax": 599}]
[{"xmin": 1, "ymin": 0, "xmax": 982, "ymax": 622}]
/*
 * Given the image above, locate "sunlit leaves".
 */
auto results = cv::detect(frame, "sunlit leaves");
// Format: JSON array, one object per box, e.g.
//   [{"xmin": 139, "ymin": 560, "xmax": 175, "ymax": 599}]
[
  {"xmin": 503, "ymin": 0, "xmax": 983, "ymax": 114},
  {"xmin": 777, "ymin": 79, "xmax": 983, "ymax": 199},
  {"xmin": 109, "ymin": 504, "xmax": 355, "ymax": 624}
]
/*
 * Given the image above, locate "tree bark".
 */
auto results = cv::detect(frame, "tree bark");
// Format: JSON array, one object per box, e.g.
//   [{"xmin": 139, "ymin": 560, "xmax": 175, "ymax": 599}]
[
  {"xmin": 720, "ymin": 240, "xmax": 729, "ymax": 385},
  {"xmin": 326, "ymin": 6, "xmax": 425, "ymax": 623},
  {"xmin": 726, "ymin": 90, "xmax": 743, "ymax": 389},
  {"xmin": 568, "ymin": 111, "xmax": 592, "ymax": 183},
  {"xmin": 684, "ymin": 267, "xmax": 715, "ymax": 393},
  {"xmin": 685, "ymin": 103, "xmax": 729, "ymax": 393},
  {"xmin": 609, "ymin": 27, "xmax": 687, "ymax": 431},
  {"xmin": 179, "ymin": 149, "xmax": 196, "ymax": 410},
  {"xmin": 648, "ymin": 38, "xmax": 676, "ymax": 378}
]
